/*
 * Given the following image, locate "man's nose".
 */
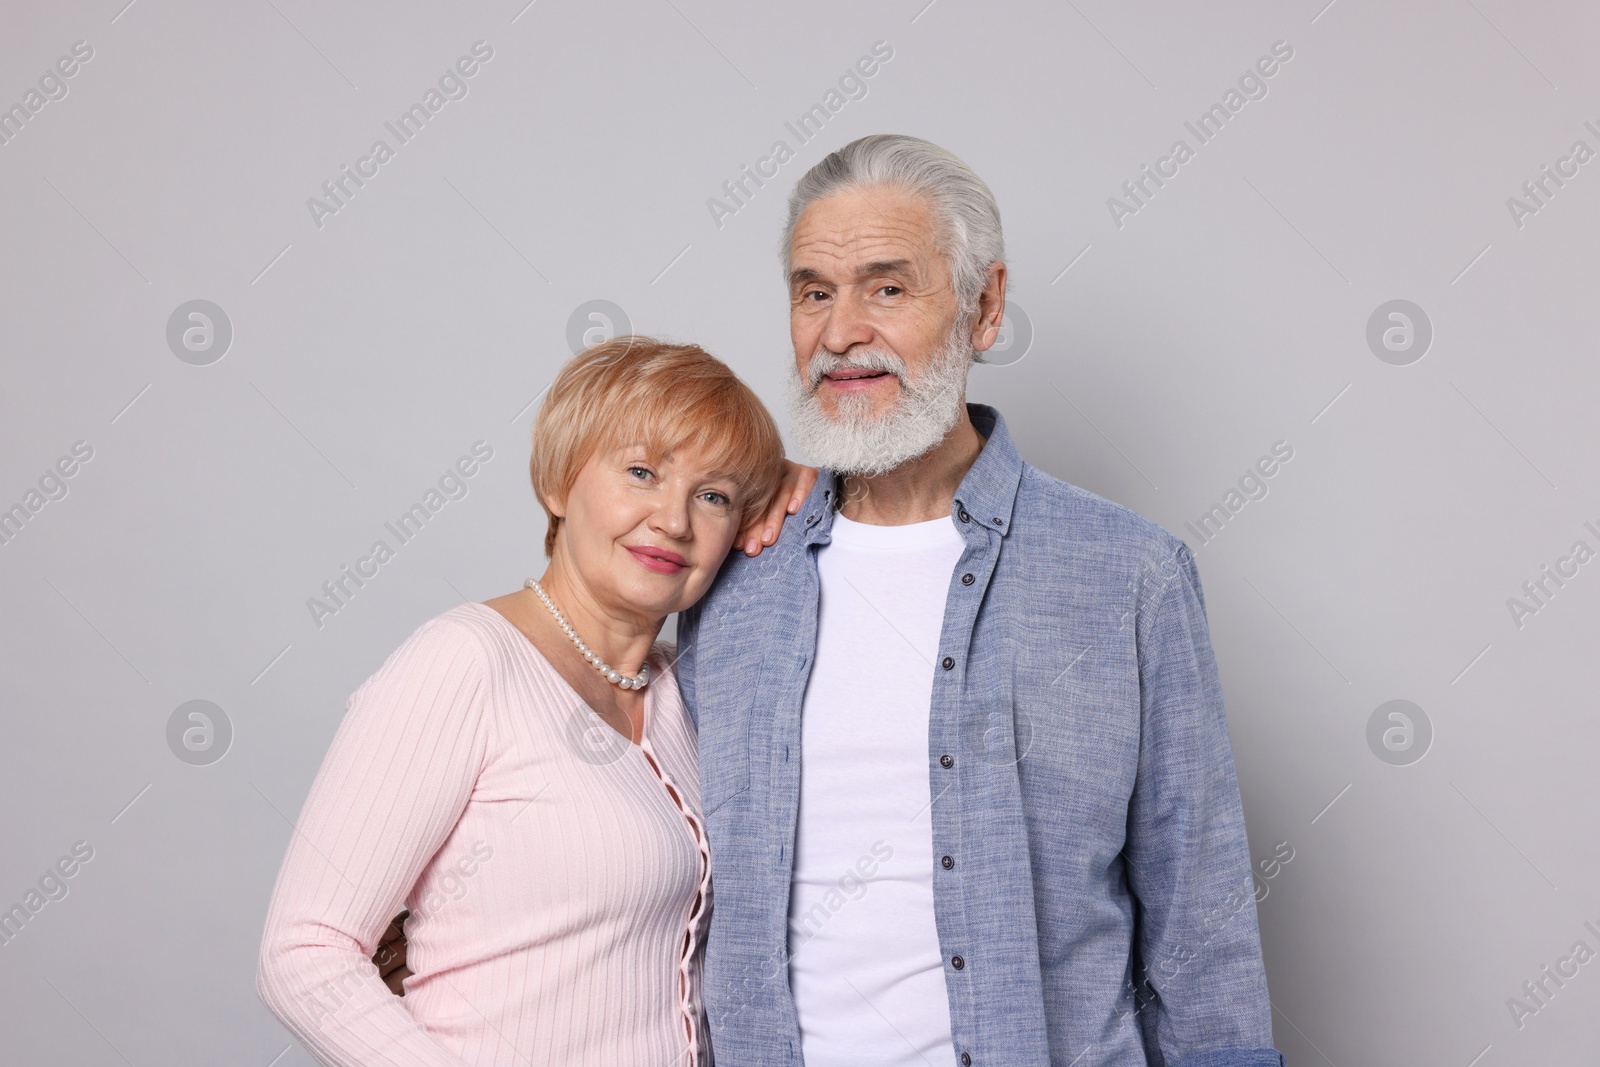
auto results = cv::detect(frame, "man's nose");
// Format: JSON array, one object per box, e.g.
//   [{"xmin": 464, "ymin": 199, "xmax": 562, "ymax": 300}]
[{"xmin": 818, "ymin": 291, "xmax": 876, "ymax": 356}]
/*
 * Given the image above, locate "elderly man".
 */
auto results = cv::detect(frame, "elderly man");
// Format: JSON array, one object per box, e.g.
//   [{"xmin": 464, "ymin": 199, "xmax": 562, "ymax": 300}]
[{"xmin": 676, "ymin": 134, "xmax": 1283, "ymax": 1067}]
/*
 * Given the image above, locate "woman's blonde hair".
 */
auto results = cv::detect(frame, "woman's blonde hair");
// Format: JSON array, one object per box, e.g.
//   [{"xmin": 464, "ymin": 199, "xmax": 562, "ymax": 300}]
[{"xmin": 529, "ymin": 336, "xmax": 787, "ymax": 557}]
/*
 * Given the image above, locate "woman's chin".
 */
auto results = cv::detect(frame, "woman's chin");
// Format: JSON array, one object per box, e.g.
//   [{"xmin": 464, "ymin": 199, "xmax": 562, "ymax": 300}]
[{"xmin": 608, "ymin": 574, "xmax": 703, "ymax": 620}]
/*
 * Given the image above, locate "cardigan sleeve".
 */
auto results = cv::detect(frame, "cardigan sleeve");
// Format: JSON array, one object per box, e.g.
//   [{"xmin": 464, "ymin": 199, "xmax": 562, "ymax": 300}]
[{"xmin": 256, "ymin": 615, "xmax": 494, "ymax": 1067}]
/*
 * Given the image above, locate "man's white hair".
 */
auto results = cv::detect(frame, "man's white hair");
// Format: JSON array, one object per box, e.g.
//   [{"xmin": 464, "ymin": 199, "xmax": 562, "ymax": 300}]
[{"xmin": 779, "ymin": 133, "xmax": 1006, "ymax": 321}]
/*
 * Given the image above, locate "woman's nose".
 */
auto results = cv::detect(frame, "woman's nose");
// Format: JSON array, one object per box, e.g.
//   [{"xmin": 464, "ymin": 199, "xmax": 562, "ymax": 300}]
[{"xmin": 650, "ymin": 495, "xmax": 691, "ymax": 537}]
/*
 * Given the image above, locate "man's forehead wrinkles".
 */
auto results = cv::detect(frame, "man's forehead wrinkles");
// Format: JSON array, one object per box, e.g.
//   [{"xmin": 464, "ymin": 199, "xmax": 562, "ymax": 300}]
[
  {"xmin": 790, "ymin": 212, "xmax": 921, "ymax": 239},
  {"xmin": 794, "ymin": 221, "xmax": 926, "ymax": 248},
  {"xmin": 791, "ymin": 231, "xmax": 933, "ymax": 271}
]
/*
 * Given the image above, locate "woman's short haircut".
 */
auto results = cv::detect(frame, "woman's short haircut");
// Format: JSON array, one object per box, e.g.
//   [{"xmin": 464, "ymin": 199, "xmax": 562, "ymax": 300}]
[{"xmin": 529, "ymin": 336, "xmax": 786, "ymax": 557}]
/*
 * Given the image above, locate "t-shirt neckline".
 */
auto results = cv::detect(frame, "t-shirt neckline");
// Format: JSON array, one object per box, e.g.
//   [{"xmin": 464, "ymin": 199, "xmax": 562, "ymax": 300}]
[{"xmin": 826, "ymin": 510, "xmax": 963, "ymax": 550}]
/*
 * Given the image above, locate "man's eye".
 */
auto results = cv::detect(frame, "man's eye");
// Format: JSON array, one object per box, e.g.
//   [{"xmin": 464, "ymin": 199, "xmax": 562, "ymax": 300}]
[{"xmin": 879, "ymin": 285, "xmax": 901, "ymax": 296}]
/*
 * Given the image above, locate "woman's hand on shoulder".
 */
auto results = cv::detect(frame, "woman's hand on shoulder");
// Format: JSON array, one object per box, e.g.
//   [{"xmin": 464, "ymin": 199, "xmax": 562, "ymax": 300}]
[{"xmin": 738, "ymin": 460, "xmax": 818, "ymax": 557}]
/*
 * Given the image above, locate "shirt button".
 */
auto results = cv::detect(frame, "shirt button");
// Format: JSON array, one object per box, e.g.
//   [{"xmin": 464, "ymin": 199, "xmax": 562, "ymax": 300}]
[
  {"xmin": 941, "ymin": 656, "xmax": 954, "ymax": 670},
  {"xmin": 962, "ymin": 1055, "xmax": 972, "ymax": 1066},
  {"xmin": 951, "ymin": 955, "xmax": 965, "ymax": 970},
  {"xmin": 941, "ymin": 855, "xmax": 954, "ymax": 870},
  {"xmin": 960, "ymin": 572, "xmax": 975, "ymax": 586},
  {"xmin": 992, "ymin": 517, "xmax": 1003, "ymax": 526},
  {"xmin": 957, "ymin": 508, "xmax": 970, "ymax": 523},
  {"xmin": 940, "ymin": 754, "xmax": 954, "ymax": 769}
]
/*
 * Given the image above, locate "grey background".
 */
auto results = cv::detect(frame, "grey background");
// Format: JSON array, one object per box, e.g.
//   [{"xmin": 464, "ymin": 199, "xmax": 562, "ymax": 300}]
[{"xmin": 1, "ymin": 0, "xmax": 1595, "ymax": 1063}]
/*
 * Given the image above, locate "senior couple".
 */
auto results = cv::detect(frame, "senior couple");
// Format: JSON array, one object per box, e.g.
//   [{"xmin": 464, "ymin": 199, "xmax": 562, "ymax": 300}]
[{"xmin": 257, "ymin": 135, "xmax": 1285, "ymax": 1067}]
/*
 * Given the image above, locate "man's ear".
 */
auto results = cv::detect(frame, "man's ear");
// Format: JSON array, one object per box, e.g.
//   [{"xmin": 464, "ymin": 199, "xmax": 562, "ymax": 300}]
[{"xmin": 970, "ymin": 261, "xmax": 1008, "ymax": 353}]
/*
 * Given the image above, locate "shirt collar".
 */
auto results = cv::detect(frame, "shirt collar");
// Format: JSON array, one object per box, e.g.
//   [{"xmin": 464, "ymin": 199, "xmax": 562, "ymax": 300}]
[{"xmin": 800, "ymin": 403, "xmax": 1025, "ymax": 546}]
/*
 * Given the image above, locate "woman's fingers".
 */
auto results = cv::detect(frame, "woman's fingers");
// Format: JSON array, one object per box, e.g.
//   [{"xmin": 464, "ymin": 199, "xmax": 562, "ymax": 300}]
[
  {"xmin": 742, "ymin": 490, "xmax": 788, "ymax": 556},
  {"xmin": 788, "ymin": 464, "xmax": 818, "ymax": 513},
  {"xmin": 741, "ymin": 462, "xmax": 820, "ymax": 556}
]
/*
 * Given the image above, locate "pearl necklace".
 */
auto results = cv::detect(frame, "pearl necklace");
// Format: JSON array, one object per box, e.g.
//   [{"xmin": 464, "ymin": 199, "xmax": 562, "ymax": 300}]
[{"xmin": 524, "ymin": 578, "xmax": 651, "ymax": 690}]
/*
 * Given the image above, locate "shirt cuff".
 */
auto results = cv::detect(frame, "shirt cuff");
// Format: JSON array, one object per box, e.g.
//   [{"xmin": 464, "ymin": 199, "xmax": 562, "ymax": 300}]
[{"xmin": 1171, "ymin": 1049, "xmax": 1286, "ymax": 1067}]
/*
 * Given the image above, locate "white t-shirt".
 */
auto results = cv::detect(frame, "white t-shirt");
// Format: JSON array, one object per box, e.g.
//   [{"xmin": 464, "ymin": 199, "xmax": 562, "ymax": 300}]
[{"xmin": 788, "ymin": 510, "xmax": 967, "ymax": 1066}]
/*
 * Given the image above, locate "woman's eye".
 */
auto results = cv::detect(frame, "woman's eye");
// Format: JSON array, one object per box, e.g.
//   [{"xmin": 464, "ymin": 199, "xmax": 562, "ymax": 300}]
[
  {"xmin": 702, "ymin": 491, "xmax": 731, "ymax": 507},
  {"xmin": 627, "ymin": 465, "xmax": 653, "ymax": 480}
]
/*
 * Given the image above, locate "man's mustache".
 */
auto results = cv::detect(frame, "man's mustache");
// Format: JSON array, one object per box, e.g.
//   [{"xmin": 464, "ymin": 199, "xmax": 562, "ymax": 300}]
[{"xmin": 805, "ymin": 349, "xmax": 909, "ymax": 390}]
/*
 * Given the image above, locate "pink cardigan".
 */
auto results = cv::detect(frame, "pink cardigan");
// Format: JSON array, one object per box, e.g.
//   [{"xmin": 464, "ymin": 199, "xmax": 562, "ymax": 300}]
[{"xmin": 257, "ymin": 603, "xmax": 710, "ymax": 1066}]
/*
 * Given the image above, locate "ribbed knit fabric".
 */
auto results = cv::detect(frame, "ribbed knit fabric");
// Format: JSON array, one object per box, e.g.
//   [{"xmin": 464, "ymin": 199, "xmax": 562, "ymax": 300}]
[{"xmin": 256, "ymin": 602, "xmax": 710, "ymax": 1067}]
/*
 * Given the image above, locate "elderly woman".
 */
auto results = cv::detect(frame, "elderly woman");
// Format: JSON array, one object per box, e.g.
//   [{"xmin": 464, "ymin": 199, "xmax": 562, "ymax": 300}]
[{"xmin": 257, "ymin": 336, "xmax": 810, "ymax": 1066}]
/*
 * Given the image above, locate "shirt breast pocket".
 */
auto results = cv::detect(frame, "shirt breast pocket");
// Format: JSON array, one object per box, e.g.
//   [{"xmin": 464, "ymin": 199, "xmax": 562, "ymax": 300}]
[{"xmin": 696, "ymin": 661, "xmax": 766, "ymax": 817}]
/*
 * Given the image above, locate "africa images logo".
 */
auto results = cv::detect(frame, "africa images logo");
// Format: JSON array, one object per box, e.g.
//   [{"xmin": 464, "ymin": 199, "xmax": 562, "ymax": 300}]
[
  {"xmin": 705, "ymin": 40, "xmax": 894, "ymax": 230},
  {"xmin": 305, "ymin": 41, "xmax": 495, "ymax": 230},
  {"xmin": 1106, "ymin": 40, "xmax": 1295, "ymax": 229}
]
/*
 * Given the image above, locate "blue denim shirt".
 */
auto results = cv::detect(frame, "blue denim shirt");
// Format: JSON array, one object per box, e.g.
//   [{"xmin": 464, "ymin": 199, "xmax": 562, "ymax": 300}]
[{"xmin": 676, "ymin": 404, "xmax": 1283, "ymax": 1067}]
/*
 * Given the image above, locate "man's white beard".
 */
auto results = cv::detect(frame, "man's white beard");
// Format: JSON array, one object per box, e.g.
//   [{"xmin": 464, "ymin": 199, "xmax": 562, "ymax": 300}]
[{"xmin": 786, "ymin": 321, "xmax": 973, "ymax": 477}]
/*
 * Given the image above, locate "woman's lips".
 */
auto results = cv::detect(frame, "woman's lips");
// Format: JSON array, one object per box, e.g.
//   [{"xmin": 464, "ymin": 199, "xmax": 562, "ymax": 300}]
[{"xmin": 626, "ymin": 545, "xmax": 688, "ymax": 574}]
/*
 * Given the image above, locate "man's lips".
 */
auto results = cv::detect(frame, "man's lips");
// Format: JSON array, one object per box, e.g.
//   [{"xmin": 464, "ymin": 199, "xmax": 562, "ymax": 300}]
[
  {"xmin": 821, "ymin": 369, "xmax": 895, "ymax": 387},
  {"xmin": 626, "ymin": 545, "xmax": 688, "ymax": 574}
]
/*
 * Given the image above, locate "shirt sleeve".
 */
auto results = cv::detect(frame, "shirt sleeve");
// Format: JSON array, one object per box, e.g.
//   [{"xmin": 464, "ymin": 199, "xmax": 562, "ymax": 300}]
[
  {"xmin": 1124, "ymin": 542, "xmax": 1284, "ymax": 1067},
  {"xmin": 256, "ymin": 615, "xmax": 494, "ymax": 1067}
]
